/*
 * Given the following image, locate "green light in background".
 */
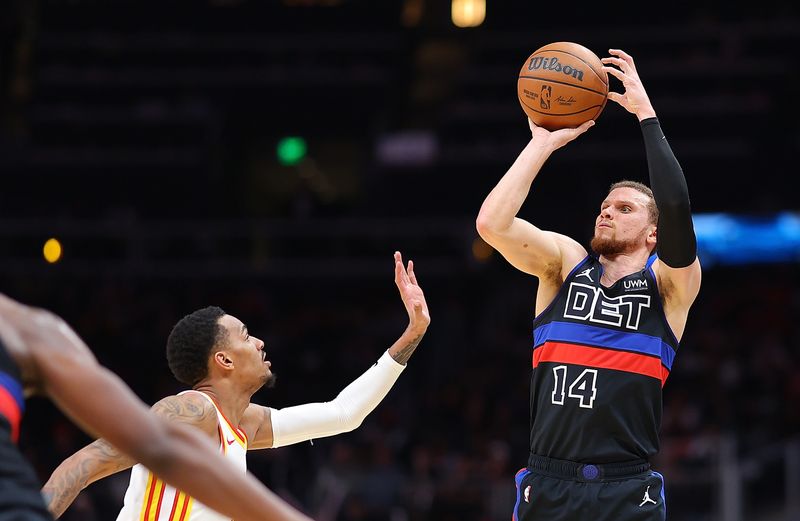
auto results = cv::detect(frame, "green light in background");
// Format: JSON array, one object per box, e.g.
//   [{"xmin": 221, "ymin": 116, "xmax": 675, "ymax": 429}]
[{"xmin": 277, "ymin": 137, "xmax": 307, "ymax": 166}]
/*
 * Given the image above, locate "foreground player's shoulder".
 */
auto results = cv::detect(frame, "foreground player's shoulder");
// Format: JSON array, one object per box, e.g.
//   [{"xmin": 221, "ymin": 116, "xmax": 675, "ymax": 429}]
[{"xmin": 150, "ymin": 393, "xmax": 218, "ymax": 435}]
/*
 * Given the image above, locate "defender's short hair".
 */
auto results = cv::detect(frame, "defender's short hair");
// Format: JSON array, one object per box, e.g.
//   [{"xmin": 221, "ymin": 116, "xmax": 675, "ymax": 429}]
[{"xmin": 166, "ymin": 306, "xmax": 226, "ymax": 386}]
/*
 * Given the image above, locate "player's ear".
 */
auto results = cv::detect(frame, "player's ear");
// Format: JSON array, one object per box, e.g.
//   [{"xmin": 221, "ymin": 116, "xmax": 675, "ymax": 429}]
[
  {"xmin": 646, "ymin": 225, "xmax": 658, "ymax": 247},
  {"xmin": 213, "ymin": 351, "xmax": 234, "ymax": 370}
]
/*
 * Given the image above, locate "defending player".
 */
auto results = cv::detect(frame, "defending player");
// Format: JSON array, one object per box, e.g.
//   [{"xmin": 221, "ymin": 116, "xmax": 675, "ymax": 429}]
[{"xmin": 43, "ymin": 251, "xmax": 429, "ymax": 520}]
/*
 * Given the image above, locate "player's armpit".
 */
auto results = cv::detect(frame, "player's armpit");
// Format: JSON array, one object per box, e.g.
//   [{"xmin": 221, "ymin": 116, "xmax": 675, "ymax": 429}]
[
  {"xmin": 42, "ymin": 438, "xmax": 135, "ymax": 518},
  {"xmin": 654, "ymin": 257, "xmax": 701, "ymax": 308},
  {"xmin": 241, "ymin": 403, "xmax": 273, "ymax": 450}
]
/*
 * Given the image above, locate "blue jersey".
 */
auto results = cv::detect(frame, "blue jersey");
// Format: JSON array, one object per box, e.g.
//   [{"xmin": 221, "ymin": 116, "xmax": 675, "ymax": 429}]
[
  {"xmin": 0, "ymin": 337, "xmax": 52, "ymax": 519},
  {"xmin": 529, "ymin": 254, "xmax": 679, "ymax": 463}
]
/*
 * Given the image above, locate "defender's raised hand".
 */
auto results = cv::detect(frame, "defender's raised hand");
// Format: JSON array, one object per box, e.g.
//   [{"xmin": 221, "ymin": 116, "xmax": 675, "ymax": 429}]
[{"xmin": 393, "ymin": 251, "xmax": 430, "ymax": 335}]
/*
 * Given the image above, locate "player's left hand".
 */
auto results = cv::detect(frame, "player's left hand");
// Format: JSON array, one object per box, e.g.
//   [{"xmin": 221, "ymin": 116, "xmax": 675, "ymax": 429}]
[
  {"xmin": 393, "ymin": 251, "xmax": 430, "ymax": 334},
  {"xmin": 601, "ymin": 49, "xmax": 657, "ymax": 121}
]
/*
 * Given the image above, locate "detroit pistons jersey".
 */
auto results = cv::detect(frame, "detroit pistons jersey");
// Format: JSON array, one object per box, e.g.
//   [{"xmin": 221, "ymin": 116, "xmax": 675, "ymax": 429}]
[
  {"xmin": 116, "ymin": 390, "xmax": 248, "ymax": 521},
  {"xmin": 0, "ymin": 338, "xmax": 53, "ymax": 519},
  {"xmin": 530, "ymin": 254, "xmax": 678, "ymax": 463}
]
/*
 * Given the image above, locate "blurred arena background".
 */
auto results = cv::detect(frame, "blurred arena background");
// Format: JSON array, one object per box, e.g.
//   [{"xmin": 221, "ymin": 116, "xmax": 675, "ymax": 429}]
[{"xmin": 1, "ymin": 1, "xmax": 799, "ymax": 520}]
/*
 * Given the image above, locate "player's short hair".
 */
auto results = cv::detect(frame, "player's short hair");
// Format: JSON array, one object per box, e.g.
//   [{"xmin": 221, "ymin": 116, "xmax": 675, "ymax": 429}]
[
  {"xmin": 167, "ymin": 306, "xmax": 227, "ymax": 386},
  {"xmin": 608, "ymin": 180, "xmax": 658, "ymax": 225}
]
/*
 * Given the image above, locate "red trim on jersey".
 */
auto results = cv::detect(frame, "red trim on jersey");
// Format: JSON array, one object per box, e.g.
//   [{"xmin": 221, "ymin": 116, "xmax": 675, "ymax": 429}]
[
  {"xmin": 204, "ymin": 394, "xmax": 248, "ymax": 445},
  {"xmin": 152, "ymin": 480, "xmax": 166, "ymax": 520},
  {"xmin": 185, "ymin": 389, "xmax": 248, "ymax": 445},
  {"xmin": 167, "ymin": 491, "xmax": 181, "ymax": 521},
  {"xmin": 533, "ymin": 341, "xmax": 669, "ymax": 386},
  {"xmin": 0, "ymin": 386, "xmax": 21, "ymax": 442},
  {"xmin": 219, "ymin": 424, "xmax": 228, "ymax": 455},
  {"xmin": 143, "ymin": 473, "xmax": 159, "ymax": 520},
  {"xmin": 178, "ymin": 494, "xmax": 191, "ymax": 521}
]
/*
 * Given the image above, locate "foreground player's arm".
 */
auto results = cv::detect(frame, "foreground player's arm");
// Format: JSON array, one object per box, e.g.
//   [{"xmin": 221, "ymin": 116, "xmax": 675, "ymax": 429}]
[
  {"xmin": 476, "ymin": 118, "xmax": 592, "ymax": 278},
  {"xmin": 0, "ymin": 295, "xmax": 312, "ymax": 521},
  {"xmin": 42, "ymin": 393, "xmax": 218, "ymax": 518},
  {"xmin": 602, "ymin": 49, "xmax": 701, "ymax": 313},
  {"xmin": 244, "ymin": 252, "xmax": 430, "ymax": 450}
]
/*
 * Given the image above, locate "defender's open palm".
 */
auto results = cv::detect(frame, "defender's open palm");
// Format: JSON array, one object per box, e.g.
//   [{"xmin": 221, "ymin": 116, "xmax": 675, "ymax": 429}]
[
  {"xmin": 394, "ymin": 251, "xmax": 430, "ymax": 333},
  {"xmin": 601, "ymin": 49, "xmax": 656, "ymax": 120}
]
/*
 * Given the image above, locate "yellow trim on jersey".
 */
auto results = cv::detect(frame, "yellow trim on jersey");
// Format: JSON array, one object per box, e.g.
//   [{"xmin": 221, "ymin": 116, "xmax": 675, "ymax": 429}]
[
  {"xmin": 139, "ymin": 472, "xmax": 155, "ymax": 521},
  {"xmin": 167, "ymin": 491, "xmax": 195, "ymax": 521},
  {"xmin": 140, "ymin": 473, "xmax": 167, "ymax": 521}
]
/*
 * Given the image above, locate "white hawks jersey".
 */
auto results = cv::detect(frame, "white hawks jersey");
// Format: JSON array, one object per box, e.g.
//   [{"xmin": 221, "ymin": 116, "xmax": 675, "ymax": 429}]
[{"xmin": 116, "ymin": 390, "xmax": 248, "ymax": 521}]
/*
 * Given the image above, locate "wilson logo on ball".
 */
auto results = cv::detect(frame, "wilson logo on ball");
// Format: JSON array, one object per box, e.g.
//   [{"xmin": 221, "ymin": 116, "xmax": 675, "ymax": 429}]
[{"xmin": 527, "ymin": 56, "xmax": 584, "ymax": 81}]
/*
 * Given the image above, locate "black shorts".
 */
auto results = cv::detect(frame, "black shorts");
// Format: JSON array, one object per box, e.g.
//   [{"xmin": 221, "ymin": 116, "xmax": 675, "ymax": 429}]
[{"xmin": 512, "ymin": 455, "xmax": 667, "ymax": 521}]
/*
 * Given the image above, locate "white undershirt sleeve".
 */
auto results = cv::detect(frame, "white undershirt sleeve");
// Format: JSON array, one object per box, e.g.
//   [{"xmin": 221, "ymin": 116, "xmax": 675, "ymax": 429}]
[{"xmin": 269, "ymin": 350, "xmax": 405, "ymax": 448}]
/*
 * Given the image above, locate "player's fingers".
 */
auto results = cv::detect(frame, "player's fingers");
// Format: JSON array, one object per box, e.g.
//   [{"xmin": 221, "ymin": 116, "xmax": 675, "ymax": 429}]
[
  {"xmin": 609, "ymin": 48, "xmax": 633, "ymax": 64},
  {"xmin": 564, "ymin": 120, "xmax": 594, "ymax": 137},
  {"xmin": 607, "ymin": 92, "xmax": 626, "ymax": 104},
  {"xmin": 601, "ymin": 56, "xmax": 627, "ymax": 72},
  {"xmin": 407, "ymin": 260, "xmax": 418, "ymax": 285},
  {"xmin": 394, "ymin": 251, "xmax": 406, "ymax": 283},
  {"xmin": 603, "ymin": 66, "xmax": 626, "ymax": 83}
]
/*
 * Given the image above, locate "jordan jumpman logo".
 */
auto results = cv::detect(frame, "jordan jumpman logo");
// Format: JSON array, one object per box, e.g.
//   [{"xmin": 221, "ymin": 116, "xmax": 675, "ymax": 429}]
[{"xmin": 639, "ymin": 485, "xmax": 657, "ymax": 507}]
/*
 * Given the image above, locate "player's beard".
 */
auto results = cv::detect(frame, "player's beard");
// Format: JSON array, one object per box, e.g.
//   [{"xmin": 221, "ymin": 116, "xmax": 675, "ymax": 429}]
[
  {"xmin": 590, "ymin": 234, "xmax": 639, "ymax": 256},
  {"xmin": 263, "ymin": 372, "xmax": 277, "ymax": 389}
]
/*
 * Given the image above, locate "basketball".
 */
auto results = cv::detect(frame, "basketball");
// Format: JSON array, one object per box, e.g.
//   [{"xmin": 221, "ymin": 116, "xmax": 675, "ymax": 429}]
[{"xmin": 517, "ymin": 42, "xmax": 609, "ymax": 131}]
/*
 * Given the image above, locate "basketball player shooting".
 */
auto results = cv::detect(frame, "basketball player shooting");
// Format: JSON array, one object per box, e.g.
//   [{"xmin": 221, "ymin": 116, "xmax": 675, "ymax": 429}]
[
  {"xmin": 476, "ymin": 49, "xmax": 701, "ymax": 520},
  {"xmin": 0, "ymin": 294, "xmax": 310, "ymax": 521},
  {"xmin": 43, "ymin": 251, "xmax": 429, "ymax": 521}
]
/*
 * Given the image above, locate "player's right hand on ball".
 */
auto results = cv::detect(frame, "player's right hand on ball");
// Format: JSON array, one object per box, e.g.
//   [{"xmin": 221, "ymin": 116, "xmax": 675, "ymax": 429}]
[{"xmin": 528, "ymin": 117, "xmax": 595, "ymax": 151}]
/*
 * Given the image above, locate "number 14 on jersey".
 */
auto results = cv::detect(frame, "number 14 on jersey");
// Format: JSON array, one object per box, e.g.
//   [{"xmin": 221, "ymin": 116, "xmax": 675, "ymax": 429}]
[{"xmin": 551, "ymin": 365, "xmax": 598, "ymax": 409}]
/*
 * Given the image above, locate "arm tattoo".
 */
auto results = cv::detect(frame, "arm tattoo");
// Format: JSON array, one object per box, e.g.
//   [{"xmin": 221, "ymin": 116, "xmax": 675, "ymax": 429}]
[
  {"xmin": 42, "ymin": 439, "xmax": 134, "ymax": 518},
  {"xmin": 152, "ymin": 395, "xmax": 214, "ymax": 425},
  {"xmin": 42, "ymin": 395, "xmax": 214, "ymax": 517},
  {"xmin": 390, "ymin": 333, "xmax": 424, "ymax": 365}
]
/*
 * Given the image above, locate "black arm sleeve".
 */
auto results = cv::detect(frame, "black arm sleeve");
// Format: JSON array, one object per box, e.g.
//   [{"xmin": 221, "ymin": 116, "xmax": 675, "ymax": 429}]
[{"xmin": 641, "ymin": 117, "xmax": 697, "ymax": 268}]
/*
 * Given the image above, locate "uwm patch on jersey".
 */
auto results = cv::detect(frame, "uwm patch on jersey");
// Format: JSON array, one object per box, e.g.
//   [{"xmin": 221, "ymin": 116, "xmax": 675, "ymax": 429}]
[{"xmin": 528, "ymin": 255, "xmax": 679, "ymax": 462}]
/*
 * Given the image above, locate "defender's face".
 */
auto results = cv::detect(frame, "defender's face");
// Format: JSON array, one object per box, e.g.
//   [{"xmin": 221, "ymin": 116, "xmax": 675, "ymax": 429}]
[
  {"xmin": 217, "ymin": 314, "xmax": 273, "ymax": 386},
  {"xmin": 592, "ymin": 187, "xmax": 656, "ymax": 254}
]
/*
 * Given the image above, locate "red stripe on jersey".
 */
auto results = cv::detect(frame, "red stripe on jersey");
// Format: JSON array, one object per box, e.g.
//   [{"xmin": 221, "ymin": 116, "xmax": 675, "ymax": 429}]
[
  {"xmin": 0, "ymin": 386, "xmax": 22, "ymax": 443},
  {"xmin": 167, "ymin": 491, "xmax": 181, "ymax": 521},
  {"xmin": 178, "ymin": 494, "xmax": 191, "ymax": 521},
  {"xmin": 142, "ymin": 474, "xmax": 158, "ymax": 520},
  {"xmin": 533, "ymin": 341, "xmax": 668, "ymax": 386},
  {"xmin": 152, "ymin": 480, "xmax": 166, "ymax": 521},
  {"xmin": 186, "ymin": 390, "xmax": 248, "ymax": 445}
]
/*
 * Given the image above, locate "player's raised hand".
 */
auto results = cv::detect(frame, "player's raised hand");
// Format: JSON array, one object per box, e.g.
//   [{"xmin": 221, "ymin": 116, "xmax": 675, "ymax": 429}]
[
  {"xmin": 601, "ymin": 49, "xmax": 656, "ymax": 121},
  {"xmin": 394, "ymin": 251, "xmax": 430, "ymax": 334}
]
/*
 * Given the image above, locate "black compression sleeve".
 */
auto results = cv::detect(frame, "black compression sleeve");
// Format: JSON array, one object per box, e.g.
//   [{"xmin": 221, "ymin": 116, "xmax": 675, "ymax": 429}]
[{"xmin": 641, "ymin": 117, "xmax": 697, "ymax": 268}]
